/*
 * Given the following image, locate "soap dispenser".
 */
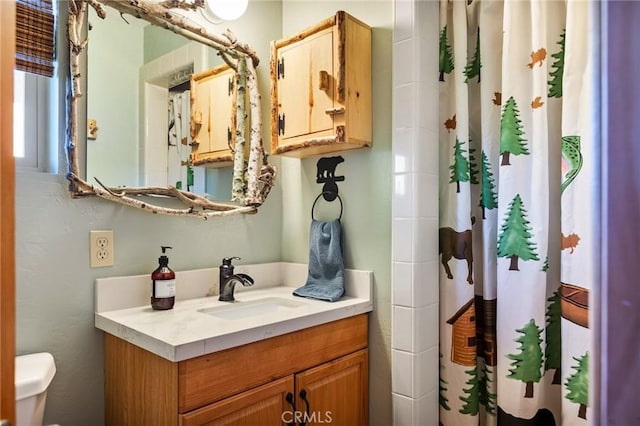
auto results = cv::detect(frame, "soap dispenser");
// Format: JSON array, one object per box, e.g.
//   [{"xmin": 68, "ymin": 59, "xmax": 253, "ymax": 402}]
[{"xmin": 151, "ymin": 246, "xmax": 175, "ymax": 310}]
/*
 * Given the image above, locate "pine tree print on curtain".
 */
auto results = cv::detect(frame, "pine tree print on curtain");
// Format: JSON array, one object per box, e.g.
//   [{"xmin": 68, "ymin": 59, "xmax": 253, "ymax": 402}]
[
  {"xmin": 506, "ymin": 319, "xmax": 544, "ymax": 399},
  {"xmin": 499, "ymin": 96, "xmax": 529, "ymax": 166},
  {"xmin": 497, "ymin": 194, "xmax": 540, "ymax": 271}
]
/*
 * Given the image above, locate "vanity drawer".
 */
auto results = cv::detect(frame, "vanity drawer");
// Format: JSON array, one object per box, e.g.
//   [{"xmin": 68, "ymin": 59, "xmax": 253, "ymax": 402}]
[
  {"xmin": 177, "ymin": 314, "xmax": 368, "ymax": 413},
  {"xmin": 179, "ymin": 376, "xmax": 294, "ymax": 426}
]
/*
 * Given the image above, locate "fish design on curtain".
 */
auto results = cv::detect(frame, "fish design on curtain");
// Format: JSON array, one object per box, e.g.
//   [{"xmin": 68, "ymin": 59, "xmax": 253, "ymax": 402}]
[
  {"xmin": 168, "ymin": 91, "xmax": 194, "ymax": 191},
  {"xmin": 438, "ymin": 1, "xmax": 596, "ymax": 425}
]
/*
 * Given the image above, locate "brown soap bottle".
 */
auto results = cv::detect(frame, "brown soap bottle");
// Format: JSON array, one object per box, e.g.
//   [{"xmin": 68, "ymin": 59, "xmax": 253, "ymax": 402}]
[{"xmin": 151, "ymin": 246, "xmax": 175, "ymax": 310}]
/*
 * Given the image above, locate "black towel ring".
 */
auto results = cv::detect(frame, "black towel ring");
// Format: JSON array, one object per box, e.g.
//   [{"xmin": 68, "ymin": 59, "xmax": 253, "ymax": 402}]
[{"xmin": 312, "ymin": 191, "xmax": 343, "ymax": 221}]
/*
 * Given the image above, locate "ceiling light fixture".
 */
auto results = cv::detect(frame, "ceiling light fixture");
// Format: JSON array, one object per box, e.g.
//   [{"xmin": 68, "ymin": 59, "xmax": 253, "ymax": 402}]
[{"xmin": 201, "ymin": 0, "xmax": 248, "ymax": 23}]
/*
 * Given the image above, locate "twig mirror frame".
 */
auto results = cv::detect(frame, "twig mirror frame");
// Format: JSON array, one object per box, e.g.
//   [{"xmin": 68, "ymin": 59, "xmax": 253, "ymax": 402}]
[{"xmin": 66, "ymin": 0, "xmax": 276, "ymax": 219}]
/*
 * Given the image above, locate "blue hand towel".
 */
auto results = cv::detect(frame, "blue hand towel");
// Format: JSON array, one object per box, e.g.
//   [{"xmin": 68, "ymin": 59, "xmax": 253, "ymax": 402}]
[{"xmin": 293, "ymin": 219, "xmax": 345, "ymax": 302}]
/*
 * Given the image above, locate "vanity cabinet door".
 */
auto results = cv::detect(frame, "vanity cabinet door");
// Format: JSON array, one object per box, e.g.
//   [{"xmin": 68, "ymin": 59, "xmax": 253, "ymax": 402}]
[
  {"xmin": 295, "ymin": 349, "xmax": 368, "ymax": 426},
  {"xmin": 190, "ymin": 64, "xmax": 236, "ymax": 167},
  {"xmin": 179, "ymin": 376, "xmax": 294, "ymax": 426}
]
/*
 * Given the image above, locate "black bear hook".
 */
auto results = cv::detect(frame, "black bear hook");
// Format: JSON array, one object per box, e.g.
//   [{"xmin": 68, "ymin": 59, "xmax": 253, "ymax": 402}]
[{"xmin": 316, "ymin": 156, "xmax": 345, "ymax": 201}]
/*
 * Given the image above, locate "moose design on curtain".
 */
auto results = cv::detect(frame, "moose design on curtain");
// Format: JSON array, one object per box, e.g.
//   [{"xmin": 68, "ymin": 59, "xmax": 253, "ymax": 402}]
[{"xmin": 438, "ymin": 1, "xmax": 596, "ymax": 425}]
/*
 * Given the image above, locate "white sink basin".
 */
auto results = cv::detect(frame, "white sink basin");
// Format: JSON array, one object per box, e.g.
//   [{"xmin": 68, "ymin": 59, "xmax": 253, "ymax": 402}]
[{"xmin": 198, "ymin": 297, "xmax": 307, "ymax": 320}]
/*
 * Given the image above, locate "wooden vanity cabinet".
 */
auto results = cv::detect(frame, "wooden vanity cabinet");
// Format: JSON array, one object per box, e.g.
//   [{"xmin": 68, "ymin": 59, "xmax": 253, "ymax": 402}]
[
  {"xmin": 189, "ymin": 64, "xmax": 237, "ymax": 167},
  {"xmin": 180, "ymin": 350, "xmax": 367, "ymax": 426},
  {"xmin": 270, "ymin": 11, "xmax": 371, "ymax": 158},
  {"xmin": 104, "ymin": 314, "xmax": 368, "ymax": 426}
]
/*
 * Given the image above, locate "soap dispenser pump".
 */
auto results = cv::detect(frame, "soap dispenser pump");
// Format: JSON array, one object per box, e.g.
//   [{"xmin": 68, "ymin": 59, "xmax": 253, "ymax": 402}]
[{"xmin": 151, "ymin": 246, "xmax": 176, "ymax": 310}]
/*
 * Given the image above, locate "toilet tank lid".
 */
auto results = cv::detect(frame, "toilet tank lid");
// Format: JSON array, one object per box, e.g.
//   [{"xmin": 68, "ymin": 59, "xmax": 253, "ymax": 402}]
[{"xmin": 15, "ymin": 352, "xmax": 56, "ymax": 400}]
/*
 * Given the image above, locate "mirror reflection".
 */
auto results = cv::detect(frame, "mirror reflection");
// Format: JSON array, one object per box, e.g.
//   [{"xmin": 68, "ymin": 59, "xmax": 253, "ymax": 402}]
[
  {"xmin": 67, "ymin": 0, "xmax": 274, "ymax": 218},
  {"xmin": 86, "ymin": 6, "xmax": 234, "ymax": 200}
]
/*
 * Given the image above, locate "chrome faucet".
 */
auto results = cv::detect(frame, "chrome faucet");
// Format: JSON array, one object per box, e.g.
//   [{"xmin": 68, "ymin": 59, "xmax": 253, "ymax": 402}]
[{"xmin": 219, "ymin": 257, "xmax": 254, "ymax": 302}]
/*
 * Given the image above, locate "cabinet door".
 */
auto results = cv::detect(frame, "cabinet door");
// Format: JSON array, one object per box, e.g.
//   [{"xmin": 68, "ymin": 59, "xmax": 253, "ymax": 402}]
[
  {"xmin": 276, "ymin": 28, "xmax": 334, "ymax": 142},
  {"xmin": 295, "ymin": 349, "xmax": 368, "ymax": 426},
  {"xmin": 179, "ymin": 376, "xmax": 294, "ymax": 426},
  {"xmin": 191, "ymin": 64, "xmax": 236, "ymax": 166}
]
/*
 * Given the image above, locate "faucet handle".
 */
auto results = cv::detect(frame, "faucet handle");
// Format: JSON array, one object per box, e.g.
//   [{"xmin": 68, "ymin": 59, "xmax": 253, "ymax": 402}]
[{"xmin": 222, "ymin": 256, "xmax": 241, "ymax": 265}]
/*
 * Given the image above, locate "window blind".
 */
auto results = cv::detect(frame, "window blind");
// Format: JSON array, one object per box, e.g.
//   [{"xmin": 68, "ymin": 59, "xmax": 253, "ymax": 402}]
[{"xmin": 15, "ymin": 0, "xmax": 55, "ymax": 77}]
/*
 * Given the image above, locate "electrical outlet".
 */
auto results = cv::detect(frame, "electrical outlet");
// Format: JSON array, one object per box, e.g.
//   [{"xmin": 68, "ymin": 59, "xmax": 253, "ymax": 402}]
[{"xmin": 90, "ymin": 230, "xmax": 114, "ymax": 267}]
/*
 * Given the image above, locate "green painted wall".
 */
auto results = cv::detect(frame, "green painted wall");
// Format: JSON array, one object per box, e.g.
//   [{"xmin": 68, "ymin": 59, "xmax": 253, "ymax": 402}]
[
  {"xmin": 86, "ymin": 8, "xmax": 142, "ymax": 186},
  {"xmin": 16, "ymin": 2, "xmax": 391, "ymax": 425},
  {"xmin": 143, "ymin": 25, "xmax": 190, "ymax": 63},
  {"xmin": 280, "ymin": 2, "xmax": 393, "ymax": 425}
]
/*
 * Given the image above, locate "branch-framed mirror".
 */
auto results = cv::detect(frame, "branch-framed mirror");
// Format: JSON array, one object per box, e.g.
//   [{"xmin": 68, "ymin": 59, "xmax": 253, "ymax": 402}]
[{"xmin": 66, "ymin": 0, "xmax": 276, "ymax": 219}]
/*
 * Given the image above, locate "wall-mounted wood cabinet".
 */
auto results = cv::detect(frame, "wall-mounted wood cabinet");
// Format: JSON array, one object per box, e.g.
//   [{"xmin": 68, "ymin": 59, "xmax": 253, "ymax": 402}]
[
  {"xmin": 270, "ymin": 11, "xmax": 372, "ymax": 158},
  {"xmin": 190, "ymin": 64, "xmax": 236, "ymax": 167},
  {"xmin": 104, "ymin": 314, "xmax": 368, "ymax": 425}
]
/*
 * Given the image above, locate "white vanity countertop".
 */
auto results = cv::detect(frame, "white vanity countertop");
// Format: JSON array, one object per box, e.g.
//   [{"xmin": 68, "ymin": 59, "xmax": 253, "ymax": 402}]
[{"xmin": 95, "ymin": 262, "xmax": 372, "ymax": 362}]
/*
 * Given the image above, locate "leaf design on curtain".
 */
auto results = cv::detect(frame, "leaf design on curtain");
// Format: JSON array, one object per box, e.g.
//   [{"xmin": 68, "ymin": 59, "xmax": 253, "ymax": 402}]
[
  {"xmin": 479, "ymin": 150, "xmax": 498, "ymax": 219},
  {"xmin": 444, "ymin": 114, "xmax": 457, "ymax": 132},
  {"xmin": 531, "ymin": 96, "xmax": 544, "ymax": 109},
  {"xmin": 506, "ymin": 319, "xmax": 544, "ymax": 398},
  {"xmin": 449, "ymin": 138, "xmax": 470, "ymax": 193},
  {"xmin": 500, "ymin": 96, "xmax": 529, "ymax": 166},
  {"xmin": 497, "ymin": 194, "xmax": 540, "ymax": 270},
  {"xmin": 439, "ymin": 25, "xmax": 455, "ymax": 82},
  {"xmin": 565, "ymin": 352, "xmax": 589, "ymax": 420},
  {"xmin": 464, "ymin": 27, "xmax": 482, "ymax": 83},
  {"xmin": 545, "ymin": 289, "xmax": 562, "ymax": 384},
  {"xmin": 548, "ymin": 29, "xmax": 566, "ymax": 98}
]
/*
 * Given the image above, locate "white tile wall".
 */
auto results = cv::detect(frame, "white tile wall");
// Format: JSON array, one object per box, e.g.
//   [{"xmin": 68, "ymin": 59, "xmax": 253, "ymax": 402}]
[{"xmin": 392, "ymin": 0, "xmax": 440, "ymax": 424}]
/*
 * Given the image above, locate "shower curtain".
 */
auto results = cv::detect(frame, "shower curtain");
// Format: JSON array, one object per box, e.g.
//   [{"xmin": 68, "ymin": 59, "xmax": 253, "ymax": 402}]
[
  {"xmin": 168, "ymin": 91, "xmax": 193, "ymax": 191},
  {"xmin": 438, "ymin": 1, "xmax": 596, "ymax": 425}
]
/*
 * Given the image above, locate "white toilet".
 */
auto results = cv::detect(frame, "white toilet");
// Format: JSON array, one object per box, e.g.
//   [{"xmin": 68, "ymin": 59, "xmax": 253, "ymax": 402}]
[{"xmin": 15, "ymin": 352, "xmax": 56, "ymax": 426}]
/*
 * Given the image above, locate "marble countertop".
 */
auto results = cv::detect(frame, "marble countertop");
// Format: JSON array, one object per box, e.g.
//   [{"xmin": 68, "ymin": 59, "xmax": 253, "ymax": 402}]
[{"xmin": 95, "ymin": 263, "xmax": 373, "ymax": 362}]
